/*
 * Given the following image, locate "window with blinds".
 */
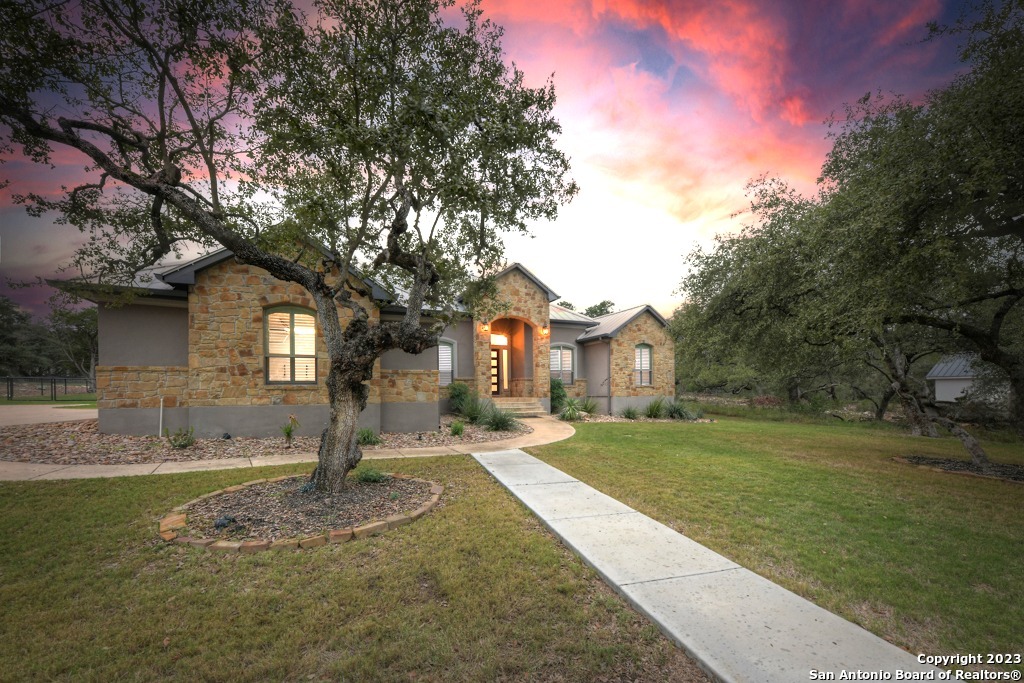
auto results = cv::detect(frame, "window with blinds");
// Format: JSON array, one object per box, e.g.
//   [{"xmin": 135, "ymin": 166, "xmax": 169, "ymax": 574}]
[
  {"xmin": 438, "ymin": 341, "xmax": 454, "ymax": 386},
  {"xmin": 265, "ymin": 308, "xmax": 318, "ymax": 383},
  {"xmin": 634, "ymin": 344, "xmax": 652, "ymax": 386},
  {"xmin": 549, "ymin": 345, "xmax": 574, "ymax": 385}
]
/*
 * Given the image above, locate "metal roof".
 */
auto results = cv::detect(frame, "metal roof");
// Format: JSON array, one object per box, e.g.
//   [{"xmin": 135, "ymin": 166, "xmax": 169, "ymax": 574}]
[
  {"xmin": 575, "ymin": 304, "xmax": 668, "ymax": 342},
  {"xmin": 549, "ymin": 303, "xmax": 597, "ymax": 326},
  {"xmin": 926, "ymin": 355, "xmax": 978, "ymax": 380}
]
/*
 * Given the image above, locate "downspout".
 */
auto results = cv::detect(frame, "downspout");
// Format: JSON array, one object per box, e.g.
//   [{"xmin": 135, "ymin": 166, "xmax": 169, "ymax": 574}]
[{"xmin": 607, "ymin": 336, "xmax": 613, "ymax": 415}]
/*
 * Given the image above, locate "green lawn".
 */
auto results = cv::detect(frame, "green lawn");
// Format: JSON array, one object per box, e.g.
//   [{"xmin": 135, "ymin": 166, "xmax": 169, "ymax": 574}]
[
  {"xmin": 529, "ymin": 418, "xmax": 1024, "ymax": 659},
  {"xmin": 0, "ymin": 397, "xmax": 96, "ymax": 407},
  {"xmin": 0, "ymin": 458, "xmax": 703, "ymax": 682}
]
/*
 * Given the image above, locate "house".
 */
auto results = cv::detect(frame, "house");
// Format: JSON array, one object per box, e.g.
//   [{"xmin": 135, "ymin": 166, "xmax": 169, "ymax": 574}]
[
  {"xmin": 926, "ymin": 354, "xmax": 1007, "ymax": 405},
  {"xmin": 70, "ymin": 251, "xmax": 674, "ymax": 437}
]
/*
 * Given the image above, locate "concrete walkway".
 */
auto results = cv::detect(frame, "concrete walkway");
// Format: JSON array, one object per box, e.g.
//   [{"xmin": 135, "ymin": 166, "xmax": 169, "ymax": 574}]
[
  {"xmin": 475, "ymin": 449, "xmax": 941, "ymax": 683},
  {"xmin": 0, "ymin": 416, "xmax": 574, "ymax": 481},
  {"xmin": 0, "ymin": 403, "xmax": 98, "ymax": 427}
]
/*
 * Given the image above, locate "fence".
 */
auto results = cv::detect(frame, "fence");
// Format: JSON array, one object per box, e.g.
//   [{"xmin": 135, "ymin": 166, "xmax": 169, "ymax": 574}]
[{"xmin": 3, "ymin": 377, "xmax": 96, "ymax": 402}]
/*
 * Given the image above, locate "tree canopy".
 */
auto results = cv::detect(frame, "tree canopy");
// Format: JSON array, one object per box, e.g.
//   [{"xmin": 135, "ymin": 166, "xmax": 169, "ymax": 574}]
[{"xmin": 678, "ymin": 0, "xmax": 1024, "ymax": 447}]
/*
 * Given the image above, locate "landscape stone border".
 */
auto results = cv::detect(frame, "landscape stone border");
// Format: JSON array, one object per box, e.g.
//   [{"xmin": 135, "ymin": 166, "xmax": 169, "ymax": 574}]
[
  {"xmin": 157, "ymin": 473, "xmax": 443, "ymax": 552},
  {"xmin": 892, "ymin": 456, "xmax": 1024, "ymax": 485}
]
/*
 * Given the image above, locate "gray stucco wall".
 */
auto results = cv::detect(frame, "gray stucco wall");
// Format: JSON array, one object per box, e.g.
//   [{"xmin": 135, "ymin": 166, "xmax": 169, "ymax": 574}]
[
  {"xmin": 583, "ymin": 340, "xmax": 611, "ymax": 413},
  {"xmin": 441, "ymin": 320, "xmax": 475, "ymax": 381},
  {"xmin": 610, "ymin": 395, "xmax": 666, "ymax": 415},
  {"xmin": 381, "ymin": 347, "xmax": 436, "ymax": 370},
  {"xmin": 98, "ymin": 403, "xmax": 380, "ymax": 438},
  {"xmin": 98, "ymin": 302, "xmax": 188, "ymax": 366},
  {"xmin": 381, "ymin": 401, "xmax": 440, "ymax": 433}
]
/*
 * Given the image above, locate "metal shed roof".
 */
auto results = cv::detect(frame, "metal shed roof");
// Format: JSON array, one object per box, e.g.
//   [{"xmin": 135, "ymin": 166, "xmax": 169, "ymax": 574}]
[{"xmin": 925, "ymin": 355, "xmax": 978, "ymax": 380}]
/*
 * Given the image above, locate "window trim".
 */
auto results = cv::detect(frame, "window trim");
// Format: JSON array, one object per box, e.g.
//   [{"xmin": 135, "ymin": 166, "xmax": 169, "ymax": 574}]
[
  {"xmin": 550, "ymin": 343, "xmax": 576, "ymax": 385},
  {"xmin": 438, "ymin": 338, "xmax": 457, "ymax": 387},
  {"xmin": 634, "ymin": 343, "xmax": 653, "ymax": 387},
  {"xmin": 264, "ymin": 306, "xmax": 318, "ymax": 385}
]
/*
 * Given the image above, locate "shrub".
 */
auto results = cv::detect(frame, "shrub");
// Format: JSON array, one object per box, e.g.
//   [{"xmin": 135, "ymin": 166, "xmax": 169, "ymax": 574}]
[
  {"xmin": 357, "ymin": 428, "xmax": 382, "ymax": 446},
  {"xmin": 644, "ymin": 396, "xmax": 666, "ymax": 419},
  {"xmin": 621, "ymin": 406, "xmax": 639, "ymax": 420},
  {"xmin": 560, "ymin": 398, "xmax": 582, "ymax": 422},
  {"xmin": 485, "ymin": 406, "xmax": 518, "ymax": 431},
  {"xmin": 447, "ymin": 381, "xmax": 471, "ymax": 415},
  {"xmin": 550, "ymin": 378, "xmax": 567, "ymax": 414},
  {"xmin": 665, "ymin": 399, "xmax": 687, "ymax": 420},
  {"xmin": 462, "ymin": 395, "xmax": 491, "ymax": 425},
  {"xmin": 580, "ymin": 397, "xmax": 599, "ymax": 415},
  {"xmin": 164, "ymin": 426, "xmax": 195, "ymax": 449},
  {"xmin": 450, "ymin": 420, "xmax": 465, "ymax": 437},
  {"xmin": 355, "ymin": 466, "xmax": 389, "ymax": 483},
  {"xmin": 280, "ymin": 414, "xmax": 300, "ymax": 447}
]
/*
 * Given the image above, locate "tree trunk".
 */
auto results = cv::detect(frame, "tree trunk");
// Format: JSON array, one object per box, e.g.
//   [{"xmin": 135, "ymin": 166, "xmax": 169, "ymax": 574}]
[
  {"xmin": 927, "ymin": 414, "xmax": 990, "ymax": 467},
  {"xmin": 874, "ymin": 386, "xmax": 896, "ymax": 421},
  {"xmin": 309, "ymin": 370, "xmax": 365, "ymax": 493},
  {"xmin": 1008, "ymin": 366, "xmax": 1024, "ymax": 437}
]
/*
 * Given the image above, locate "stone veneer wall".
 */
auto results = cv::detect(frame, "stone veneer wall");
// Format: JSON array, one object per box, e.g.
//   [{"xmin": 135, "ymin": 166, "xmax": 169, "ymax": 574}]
[
  {"xmin": 473, "ymin": 270, "xmax": 551, "ymax": 400},
  {"xmin": 380, "ymin": 369, "xmax": 440, "ymax": 403},
  {"xmin": 609, "ymin": 311, "xmax": 674, "ymax": 398},
  {"xmin": 187, "ymin": 260, "xmax": 381, "ymax": 408},
  {"xmin": 565, "ymin": 378, "xmax": 589, "ymax": 399},
  {"xmin": 97, "ymin": 366, "xmax": 189, "ymax": 408}
]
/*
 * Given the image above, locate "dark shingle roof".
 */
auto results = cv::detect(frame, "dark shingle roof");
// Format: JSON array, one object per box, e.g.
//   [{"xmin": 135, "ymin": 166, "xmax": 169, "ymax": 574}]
[
  {"xmin": 926, "ymin": 355, "xmax": 978, "ymax": 380},
  {"xmin": 575, "ymin": 304, "xmax": 668, "ymax": 342}
]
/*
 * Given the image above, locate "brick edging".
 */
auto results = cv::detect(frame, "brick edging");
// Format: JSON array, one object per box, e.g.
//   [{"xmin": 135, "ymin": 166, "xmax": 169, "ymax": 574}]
[{"xmin": 157, "ymin": 473, "xmax": 444, "ymax": 552}]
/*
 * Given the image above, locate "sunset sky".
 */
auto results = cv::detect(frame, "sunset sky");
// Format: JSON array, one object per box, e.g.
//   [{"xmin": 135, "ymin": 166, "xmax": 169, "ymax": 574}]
[{"xmin": 0, "ymin": 0, "xmax": 971, "ymax": 317}]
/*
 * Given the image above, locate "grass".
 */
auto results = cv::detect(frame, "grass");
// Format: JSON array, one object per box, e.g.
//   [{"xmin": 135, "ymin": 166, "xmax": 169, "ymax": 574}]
[
  {"xmin": 528, "ymin": 418, "xmax": 1024, "ymax": 660},
  {"xmin": 0, "ymin": 397, "xmax": 96, "ymax": 407},
  {"xmin": 0, "ymin": 457, "xmax": 698, "ymax": 681}
]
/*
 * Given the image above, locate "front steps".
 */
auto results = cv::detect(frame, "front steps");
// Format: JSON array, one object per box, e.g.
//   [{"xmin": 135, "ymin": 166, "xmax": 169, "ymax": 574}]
[{"xmin": 490, "ymin": 397, "xmax": 547, "ymax": 418}]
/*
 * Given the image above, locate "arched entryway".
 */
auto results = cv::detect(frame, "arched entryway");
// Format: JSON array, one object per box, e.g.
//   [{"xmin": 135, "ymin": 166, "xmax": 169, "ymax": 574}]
[{"xmin": 487, "ymin": 318, "xmax": 534, "ymax": 397}]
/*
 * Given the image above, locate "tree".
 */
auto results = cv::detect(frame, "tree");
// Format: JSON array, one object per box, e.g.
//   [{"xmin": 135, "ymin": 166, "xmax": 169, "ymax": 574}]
[
  {"xmin": 0, "ymin": 0, "xmax": 576, "ymax": 491},
  {"xmin": 583, "ymin": 300, "xmax": 615, "ymax": 318},
  {"xmin": 556, "ymin": 300, "xmax": 575, "ymax": 310}
]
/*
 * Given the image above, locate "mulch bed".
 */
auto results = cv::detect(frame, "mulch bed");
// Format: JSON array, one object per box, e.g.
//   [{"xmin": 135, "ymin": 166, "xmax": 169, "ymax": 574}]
[
  {"xmin": 183, "ymin": 475, "xmax": 435, "ymax": 542},
  {"xmin": 0, "ymin": 415, "xmax": 531, "ymax": 466},
  {"xmin": 898, "ymin": 455, "xmax": 1024, "ymax": 483}
]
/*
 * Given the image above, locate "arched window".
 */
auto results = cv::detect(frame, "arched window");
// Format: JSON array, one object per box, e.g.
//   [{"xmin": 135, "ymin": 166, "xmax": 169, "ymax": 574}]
[
  {"xmin": 265, "ymin": 307, "xmax": 317, "ymax": 384},
  {"xmin": 438, "ymin": 339, "xmax": 456, "ymax": 386},
  {"xmin": 550, "ymin": 344, "xmax": 575, "ymax": 385},
  {"xmin": 634, "ymin": 344, "xmax": 652, "ymax": 386}
]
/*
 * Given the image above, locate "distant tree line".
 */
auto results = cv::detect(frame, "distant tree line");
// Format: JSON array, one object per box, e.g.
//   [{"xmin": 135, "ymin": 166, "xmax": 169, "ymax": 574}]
[{"xmin": 0, "ymin": 295, "xmax": 98, "ymax": 379}]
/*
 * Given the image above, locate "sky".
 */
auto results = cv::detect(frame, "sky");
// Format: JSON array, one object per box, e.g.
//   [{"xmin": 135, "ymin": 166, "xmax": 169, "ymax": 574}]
[{"xmin": 0, "ymin": 0, "xmax": 971, "ymax": 318}]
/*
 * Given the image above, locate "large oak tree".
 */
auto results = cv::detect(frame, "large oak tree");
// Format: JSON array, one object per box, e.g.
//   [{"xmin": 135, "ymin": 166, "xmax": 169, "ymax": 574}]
[{"xmin": 0, "ymin": 0, "xmax": 576, "ymax": 490}]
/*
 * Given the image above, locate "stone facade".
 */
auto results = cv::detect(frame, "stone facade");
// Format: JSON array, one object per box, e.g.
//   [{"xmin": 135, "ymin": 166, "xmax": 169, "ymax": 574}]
[
  {"xmin": 609, "ymin": 311, "xmax": 674, "ymax": 398},
  {"xmin": 380, "ymin": 369, "xmax": 440, "ymax": 404},
  {"xmin": 565, "ymin": 378, "xmax": 589, "ymax": 399},
  {"xmin": 473, "ymin": 269, "xmax": 551, "ymax": 400},
  {"xmin": 97, "ymin": 366, "xmax": 188, "ymax": 409},
  {"xmin": 187, "ymin": 260, "xmax": 381, "ymax": 408}
]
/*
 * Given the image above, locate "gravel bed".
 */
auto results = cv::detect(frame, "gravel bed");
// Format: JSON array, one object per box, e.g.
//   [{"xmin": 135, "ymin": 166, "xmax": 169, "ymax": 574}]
[
  {"xmin": 0, "ymin": 415, "xmax": 531, "ymax": 466},
  {"xmin": 183, "ymin": 475, "xmax": 434, "ymax": 542},
  {"xmin": 901, "ymin": 455, "xmax": 1024, "ymax": 483}
]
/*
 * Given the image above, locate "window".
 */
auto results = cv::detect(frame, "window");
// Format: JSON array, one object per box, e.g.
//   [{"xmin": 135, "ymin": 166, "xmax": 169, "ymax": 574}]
[
  {"xmin": 438, "ymin": 340, "xmax": 455, "ymax": 386},
  {"xmin": 550, "ymin": 344, "xmax": 574, "ymax": 385},
  {"xmin": 634, "ymin": 344, "xmax": 652, "ymax": 386},
  {"xmin": 265, "ymin": 308, "xmax": 317, "ymax": 383}
]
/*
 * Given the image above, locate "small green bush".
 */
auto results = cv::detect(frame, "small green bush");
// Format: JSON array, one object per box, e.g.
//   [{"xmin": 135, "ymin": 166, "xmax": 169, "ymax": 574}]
[
  {"xmin": 665, "ymin": 399, "xmax": 686, "ymax": 420},
  {"xmin": 621, "ymin": 406, "xmax": 639, "ymax": 420},
  {"xmin": 560, "ymin": 398, "xmax": 582, "ymax": 422},
  {"xmin": 580, "ymin": 397, "xmax": 599, "ymax": 415},
  {"xmin": 644, "ymin": 396, "xmax": 666, "ymax": 419},
  {"xmin": 450, "ymin": 420, "xmax": 465, "ymax": 437},
  {"xmin": 462, "ymin": 395, "xmax": 491, "ymax": 425},
  {"xmin": 164, "ymin": 426, "xmax": 195, "ymax": 449},
  {"xmin": 355, "ymin": 466, "xmax": 389, "ymax": 483},
  {"xmin": 447, "ymin": 382, "xmax": 471, "ymax": 414},
  {"xmin": 485, "ymin": 406, "xmax": 518, "ymax": 432},
  {"xmin": 550, "ymin": 378, "xmax": 567, "ymax": 414},
  {"xmin": 357, "ymin": 428, "xmax": 382, "ymax": 446}
]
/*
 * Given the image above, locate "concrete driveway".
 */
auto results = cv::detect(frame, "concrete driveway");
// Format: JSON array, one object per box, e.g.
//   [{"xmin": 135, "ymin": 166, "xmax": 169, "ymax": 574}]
[{"xmin": 0, "ymin": 404, "xmax": 98, "ymax": 427}]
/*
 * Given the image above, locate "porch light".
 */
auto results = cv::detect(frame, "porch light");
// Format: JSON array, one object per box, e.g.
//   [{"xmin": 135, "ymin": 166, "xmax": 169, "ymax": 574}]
[
  {"xmin": 480, "ymin": 322, "xmax": 490, "ymax": 333},
  {"xmin": 541, "ymin": 324, "xmax": 549, "ymax": 336}
]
